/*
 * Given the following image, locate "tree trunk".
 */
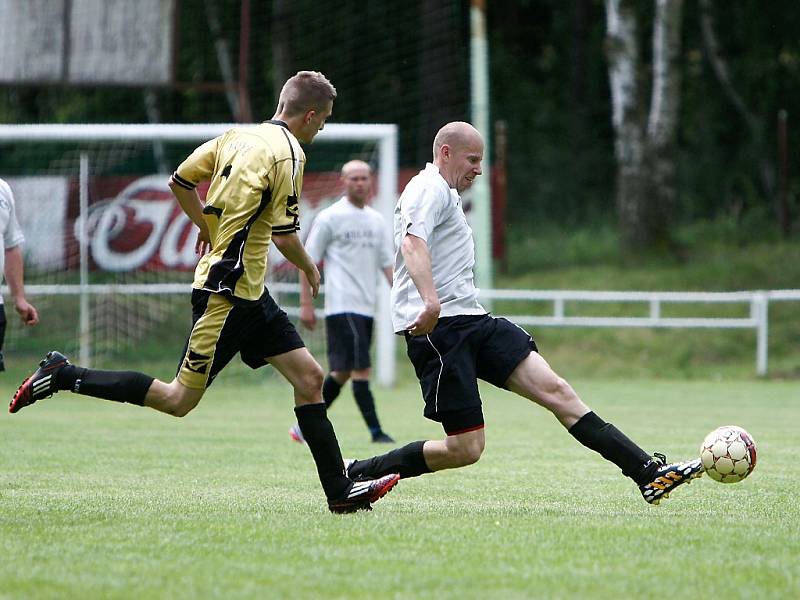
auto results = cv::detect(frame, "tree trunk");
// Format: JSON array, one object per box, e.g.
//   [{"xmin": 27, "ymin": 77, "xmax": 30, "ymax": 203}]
[
  {"xmin": 606, "ymin": 0, "xmax": 684, "ymax": 251},
  {"xmin": 605, "ymin": 0, "xmax": 646, "ymax": 249},
  {"xmin": 645, "ymin": 0, "xmax": 683, "ymax": 249}
]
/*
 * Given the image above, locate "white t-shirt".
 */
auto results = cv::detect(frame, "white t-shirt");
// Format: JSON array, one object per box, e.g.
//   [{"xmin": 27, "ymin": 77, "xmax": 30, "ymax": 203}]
[
  {"xmin": 0, "ymin": 179, "xmax": 26, "ymax": 306},
  {"xmin": 305, "ymin": 197, "xmax": 393, "ymax": 317},
  {"xmin": 391, "ymin": 163, "xmax": 485, "ymax": 332}
]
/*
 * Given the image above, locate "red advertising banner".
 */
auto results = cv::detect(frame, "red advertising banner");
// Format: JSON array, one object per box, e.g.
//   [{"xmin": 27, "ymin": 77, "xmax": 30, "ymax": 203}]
[{"xmin": 11, "ymin": 167, "xmax": 491, "ymax": 275}]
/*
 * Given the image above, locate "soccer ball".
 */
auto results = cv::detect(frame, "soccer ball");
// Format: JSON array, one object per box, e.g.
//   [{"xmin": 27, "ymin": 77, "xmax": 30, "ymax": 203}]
[{"xmin": 700, "ymin": 426, "xmax": 757, "ymax": 483}]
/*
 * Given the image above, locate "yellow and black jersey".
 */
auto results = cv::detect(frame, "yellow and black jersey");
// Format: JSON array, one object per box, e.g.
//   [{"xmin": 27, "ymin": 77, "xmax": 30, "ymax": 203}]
[{"xmin": 171, "ymin": 120, "xmax": 304, "ymax": 302}]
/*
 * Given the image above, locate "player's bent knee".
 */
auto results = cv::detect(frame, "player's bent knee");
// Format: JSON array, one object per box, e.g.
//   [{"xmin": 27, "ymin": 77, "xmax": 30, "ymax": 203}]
[
  {"xmin": 458, "ymin": 444, "xmax": 483, "ymax": 466},
  {"xmin": 165, "ymin": 395, "xmax": 200, "ymax": 417},
  {"xmin": 296, "ymin": 366, "xmax": 324, "ymax": 398},
  {"xmin": 158, "ymin": 382, "xmax": 202, "ymax": 417},
  {"xmin": 447, "ymin": 436, "xmax": 485, "ymax": 467}
]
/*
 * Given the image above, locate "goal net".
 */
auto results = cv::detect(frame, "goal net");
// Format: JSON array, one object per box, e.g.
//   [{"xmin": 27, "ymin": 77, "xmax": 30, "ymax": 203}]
[{"xmin": 0, "ymin": 123, "xmax": 397, "ymax": 385}]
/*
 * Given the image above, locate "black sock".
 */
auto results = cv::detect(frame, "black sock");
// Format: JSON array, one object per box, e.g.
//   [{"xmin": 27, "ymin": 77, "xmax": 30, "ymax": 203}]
[
  {"xmin": 568, "ymin": 411, "xmax": 654, "ymax": 484},
  {"xmin": 56, "ymin": 365, "xmax": 153, "ymax": 406},
  {"xmin": 322, "ymin": 374, "xmax": 342, "ymax": 408},
  {"xmin": 348, "ymin": 441, "xmax": 431, "ymax": 480},
  {"xmin": 294, "ymin": 403, "xmax": 351, "ymax": 500},
  {"xmin": 352, "ymin": 380, "xmax": 382, "ymax": 435}
]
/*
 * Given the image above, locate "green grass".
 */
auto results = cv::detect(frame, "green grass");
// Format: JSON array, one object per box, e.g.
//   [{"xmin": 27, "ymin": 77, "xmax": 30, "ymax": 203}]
[{"xmin": 2, "ymin": 367, "xmax": 799, "ymax": 599}]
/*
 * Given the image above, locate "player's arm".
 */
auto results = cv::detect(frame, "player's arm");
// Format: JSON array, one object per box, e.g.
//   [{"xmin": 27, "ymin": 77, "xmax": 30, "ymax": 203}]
[
  {"xmin": 398, "ymin": 184, "xmax": 442, "ymax": 335},
  {"xmin": 4, "ymin": 245, "xmax": 38, "ymax": 326},
  {"xmin": 273, "ymin": 232, "xmax": 320, "ymax": 299},
  {"xmin": 298, "ymin": 269, "xmax": 317, "ymax": 330},
  {"xmin": 402, "ymin": 233, "xmax": 440, "ymax": 336},
  {"xmin": 168, "ymin": 183, "xmax": 211, "ymax": 255},
  {"xmin": 169, "ymin": 137, "xmax": 219, "ymax": 255}
]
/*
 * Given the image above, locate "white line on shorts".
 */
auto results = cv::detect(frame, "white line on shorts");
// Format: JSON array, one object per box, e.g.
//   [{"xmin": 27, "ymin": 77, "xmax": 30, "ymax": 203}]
[{"xmin": 425, "ymin": 334, "xmax": 444, "ymax": 415}]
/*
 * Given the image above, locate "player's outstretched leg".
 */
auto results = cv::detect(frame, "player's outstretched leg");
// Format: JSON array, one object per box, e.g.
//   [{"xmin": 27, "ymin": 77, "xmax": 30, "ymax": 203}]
[
  {"xmin": 10, "ymin": 350, "xmax": 156, "ymax": 414},
  {"xmin": 507, "ymin": 351, "xmax": 702, "ymax": 505},
  {"xmin": 9, "ymin": 351, "xmax": 70, "ymax": 413}
]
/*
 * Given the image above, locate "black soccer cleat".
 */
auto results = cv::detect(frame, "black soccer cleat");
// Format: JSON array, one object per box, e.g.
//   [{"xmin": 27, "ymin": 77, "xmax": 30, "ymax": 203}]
[
  {"xmin": 328, "ymin": 473, "xmax": 400, "ymax": 514},
  {"xmin": 639, "ymin": 453, "xmax": 704, "ymax": 505},
  {"xmin": 9, "ymin": 351, "xmax": 70, "ymax": 414}
]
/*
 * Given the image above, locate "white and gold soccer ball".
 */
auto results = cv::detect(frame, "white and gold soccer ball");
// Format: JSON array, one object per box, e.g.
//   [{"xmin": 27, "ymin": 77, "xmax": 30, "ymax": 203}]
[{"xmin": 700, "ymin": 425, "xmax": 757, "ymax": 483}]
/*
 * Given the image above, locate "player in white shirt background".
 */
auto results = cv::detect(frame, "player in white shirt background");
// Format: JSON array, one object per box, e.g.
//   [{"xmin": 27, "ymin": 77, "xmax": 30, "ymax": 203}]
[
  {"xmin": 293, "ymin": 160, "xmax": 395, "ymax": 443},
  {"xmin": 0, "ymin": 178, "xmax": 39, "ymax": 371}
]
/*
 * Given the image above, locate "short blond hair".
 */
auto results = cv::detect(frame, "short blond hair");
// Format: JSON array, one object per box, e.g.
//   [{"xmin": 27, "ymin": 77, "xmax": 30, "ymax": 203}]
[{"xmin": 277, "ymin": 71, "xmax": 337, "ymax": 117}]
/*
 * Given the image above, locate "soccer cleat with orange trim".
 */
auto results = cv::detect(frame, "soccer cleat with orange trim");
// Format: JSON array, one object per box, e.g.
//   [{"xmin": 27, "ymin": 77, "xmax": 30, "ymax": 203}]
[
  {"xmin": 639, "ymin": 453, "xmax": 703, "ymax": 505},
  {"xmin": 328, "ymin": 473, "xmax": 400, "ymax": 514},
  {"xmin": 9, "ymin": 351, "xmax": 70, "ymax": 414}
]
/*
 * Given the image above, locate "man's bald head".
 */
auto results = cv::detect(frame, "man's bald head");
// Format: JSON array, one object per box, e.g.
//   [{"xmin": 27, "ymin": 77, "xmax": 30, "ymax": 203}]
[
  {"xmin": 341, "ymin": 159, "xmax": 372, "ymax": 178},
  {"xmin": 432, "ymin": 121, "xmax": 482, "ymax": 160},
  {"xmin": 341, "ymin": 159, "xmax": 372, "ymax": 207},
  {"xmin": 431, "ymin": 121, "xmax": 484, "ymax": 193}
]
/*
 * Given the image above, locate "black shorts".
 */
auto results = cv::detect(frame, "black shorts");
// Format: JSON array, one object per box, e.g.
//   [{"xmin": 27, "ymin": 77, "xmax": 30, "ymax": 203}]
[
  {"xmin": 325, "ymin": 313, "xmax": 373, "ymax": 371},
  {"xmin": 404, "ymin": 314, "xmax": 537, "ymax": 435},
  {"xmin": 176, "ymin": 289, "xmax": 305, "ymax": 389}
]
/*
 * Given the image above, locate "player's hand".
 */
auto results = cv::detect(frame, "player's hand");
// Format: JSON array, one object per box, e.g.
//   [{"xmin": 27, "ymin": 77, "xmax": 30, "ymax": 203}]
[
  {"xmin": 304, "ymin": 264, "xmax": 321, "ymax": 299},
  {"xmin": 407, "ymin": 301, "xmax": 440, "ymax": 336},
  {"xmin": 14, "ymin": 298, "xmax": 39, "ymax": 326},
  {"xmin": 195, "ymin": 228, "xmax": 212, "ymax": 256},
  {"xmin": 299, "ymin": 304, "xmax": 317, "ymax": 330}
]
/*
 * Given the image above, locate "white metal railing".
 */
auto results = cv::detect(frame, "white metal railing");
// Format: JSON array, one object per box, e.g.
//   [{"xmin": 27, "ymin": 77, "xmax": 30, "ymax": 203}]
[
  {"xmin": 479, "ymin": 289, "xmax": 800, "ymax": 376},
  {"xmin": 7, "ymin": 284, "xmax": 799, "ymax": 378}
]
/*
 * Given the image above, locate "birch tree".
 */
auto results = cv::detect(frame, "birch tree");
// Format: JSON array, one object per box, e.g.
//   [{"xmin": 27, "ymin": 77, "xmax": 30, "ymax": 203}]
[{"xmin": 605, "ymin": 0, "xmax": 684, "ymax": 250}]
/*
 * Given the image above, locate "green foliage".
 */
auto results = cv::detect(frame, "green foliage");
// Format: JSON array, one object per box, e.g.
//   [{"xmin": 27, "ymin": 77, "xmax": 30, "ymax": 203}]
[{"xmin": 1, "ymin": 375, "xmax": 798, "ymax": 598}]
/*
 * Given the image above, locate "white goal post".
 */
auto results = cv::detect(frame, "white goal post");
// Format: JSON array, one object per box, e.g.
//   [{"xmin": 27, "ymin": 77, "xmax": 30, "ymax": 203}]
[{"xmin": 0, "ymin": 123, "xmax": 399, "ymax": 386}]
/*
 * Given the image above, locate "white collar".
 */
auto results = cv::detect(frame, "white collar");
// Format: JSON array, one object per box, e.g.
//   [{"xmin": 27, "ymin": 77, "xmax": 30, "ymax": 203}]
[{"xmin": 424, "ymin": 163, "xmax": 460, "ymax": 204}]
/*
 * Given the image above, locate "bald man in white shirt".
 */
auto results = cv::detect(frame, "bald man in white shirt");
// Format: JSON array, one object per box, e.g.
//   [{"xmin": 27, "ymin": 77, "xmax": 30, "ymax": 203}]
[{"xmin": 346, "ymin": 122, "xmax": 704, "ymax": 506}]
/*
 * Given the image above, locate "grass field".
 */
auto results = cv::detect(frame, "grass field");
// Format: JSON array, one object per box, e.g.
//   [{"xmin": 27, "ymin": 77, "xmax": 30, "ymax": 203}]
[{"xmin": 1, "ymin": 363, "xmax": 798, "ymax": 599}]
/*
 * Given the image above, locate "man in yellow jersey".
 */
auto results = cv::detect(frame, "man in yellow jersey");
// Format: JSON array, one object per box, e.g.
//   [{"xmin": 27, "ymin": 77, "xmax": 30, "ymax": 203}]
[{"xmin": 9, "ymin": 71, "xmax": 399, "ymax": 514}]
